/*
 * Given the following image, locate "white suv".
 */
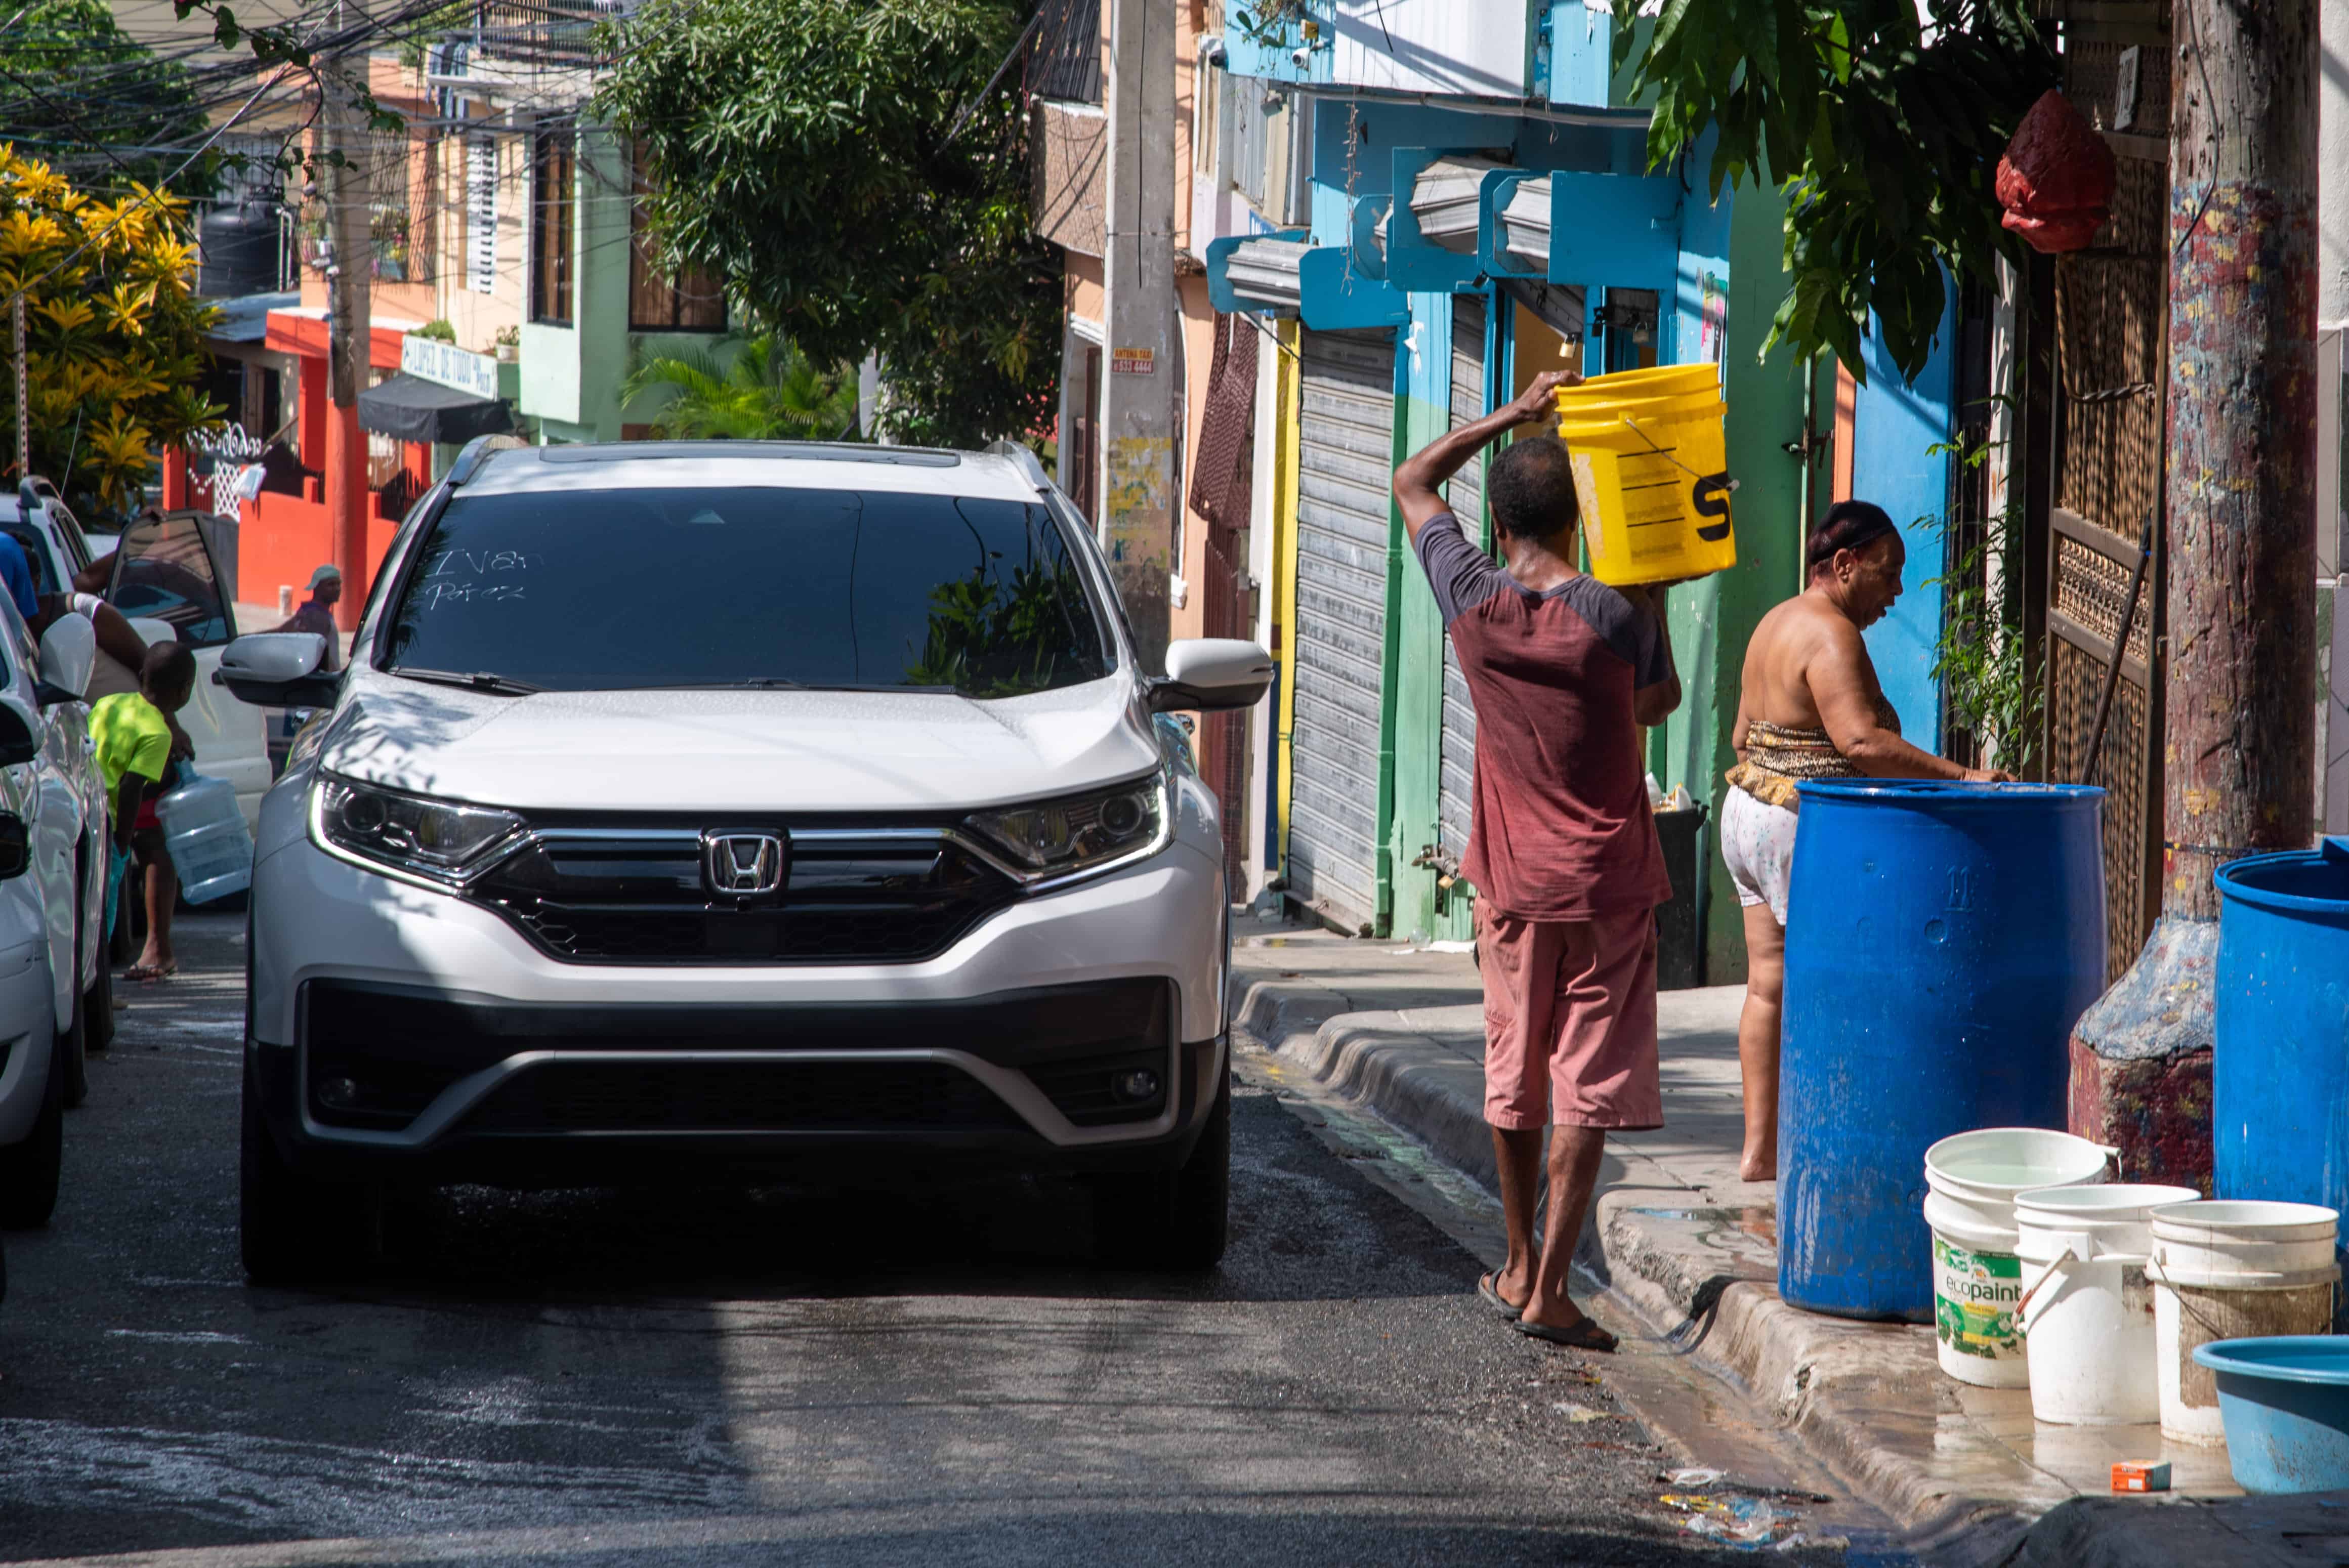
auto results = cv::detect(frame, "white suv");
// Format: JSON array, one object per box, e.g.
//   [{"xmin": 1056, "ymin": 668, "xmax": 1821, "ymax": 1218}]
[{"xmin": 221, "ymin": 439, "xmax": 1270, "ymax": 1281}]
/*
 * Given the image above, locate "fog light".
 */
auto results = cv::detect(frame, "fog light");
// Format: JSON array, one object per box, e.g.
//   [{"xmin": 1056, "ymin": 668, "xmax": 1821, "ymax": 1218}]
[
  {"xmin": 1112, "ymin": 1068, "xmax": 1160, "ymax": 1104},
  {"xmin": 317, "ymin": 1075, "xmax": 362, "ymax": 1109}
]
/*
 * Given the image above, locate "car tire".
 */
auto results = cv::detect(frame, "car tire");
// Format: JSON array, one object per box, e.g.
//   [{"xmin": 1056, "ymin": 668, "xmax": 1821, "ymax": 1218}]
[
  {"xmin": 0, "ymin": 1026, "xmax": 65, "ymax": 1228},
  {"xmin": 240, "ymin": 1066, "xmax": 375, "ymax": 1284},
  {"xmin": 58, "ymin": 946, "xmax": 88, "ymax": 1112},
  {"xmin": 107, "ymin": 873, "xmax": 136, "ymax": 965},
  {"xmin": 1090, "ymin": 1066, "xmax": 1230, "ymax": 1273},
  {"xmin": 83, "ymin": 945, "xmax": 112, "ymax": 1054}
]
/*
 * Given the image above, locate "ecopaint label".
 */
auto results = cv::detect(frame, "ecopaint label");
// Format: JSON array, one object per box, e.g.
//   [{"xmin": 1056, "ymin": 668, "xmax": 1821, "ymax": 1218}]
[{"xmin": 1933, "ymin": 1236, "xmax": 2025, "ymax": 1360}]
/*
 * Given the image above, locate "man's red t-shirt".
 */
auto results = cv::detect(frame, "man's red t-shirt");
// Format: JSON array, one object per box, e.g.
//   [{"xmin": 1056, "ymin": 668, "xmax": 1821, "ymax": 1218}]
[{"xmin": 1415, "ymin": 513, "xmax": 1671, "ymax": 922}]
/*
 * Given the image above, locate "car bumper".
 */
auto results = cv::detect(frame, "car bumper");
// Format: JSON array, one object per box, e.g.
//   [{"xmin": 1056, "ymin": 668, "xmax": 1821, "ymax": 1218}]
[{"xmin": 248, "ymin": 835, "xmax": 1228, "ymax": 1183}]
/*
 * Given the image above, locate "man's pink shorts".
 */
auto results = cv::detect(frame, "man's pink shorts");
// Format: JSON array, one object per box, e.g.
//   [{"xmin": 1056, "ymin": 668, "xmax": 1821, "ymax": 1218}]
[{"xmin": 1477, "ymin": 903, "xmax": 1662, "ymax": 1131}]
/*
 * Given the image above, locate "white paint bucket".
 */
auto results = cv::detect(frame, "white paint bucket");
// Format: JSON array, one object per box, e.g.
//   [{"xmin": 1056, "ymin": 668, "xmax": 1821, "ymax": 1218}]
[
  {"xmin": 2148, "ymin": 1200, "xmax": 2340, "ymax": 1445},
  {"xmin": 2015, "ymin": 1183, "xmax": 2201, "ymax": 1425},
  {"xmin": 1921, "ymin": 1129, "xmax": 2114, "ymax": 1386}
]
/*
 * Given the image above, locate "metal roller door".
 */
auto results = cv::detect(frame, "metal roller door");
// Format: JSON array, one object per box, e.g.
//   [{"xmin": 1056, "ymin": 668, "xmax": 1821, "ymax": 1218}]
[
  {"xmin": 1437, "ymin": 298, "xmax": 1485, "ymax": 873},
  {"xmin": 1288, "ymin": 327, "xmax": 1397, "ymax": 934}
]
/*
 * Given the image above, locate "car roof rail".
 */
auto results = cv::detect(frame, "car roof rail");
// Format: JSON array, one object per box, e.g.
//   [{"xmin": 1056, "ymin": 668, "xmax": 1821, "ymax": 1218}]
[
  {"xmin": 447, "ymin": 433, "xmax": 530, "ymax": 489},
  {"xmin": 985, "ymin": 439, "xmax": 1050, "ymax": 491}
]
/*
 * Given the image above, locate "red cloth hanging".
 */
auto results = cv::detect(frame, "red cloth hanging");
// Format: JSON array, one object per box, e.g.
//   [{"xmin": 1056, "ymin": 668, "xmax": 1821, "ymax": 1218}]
[{"xmin": 1996, "ymin": 90, "xmax": 2117, "ymax": 253}]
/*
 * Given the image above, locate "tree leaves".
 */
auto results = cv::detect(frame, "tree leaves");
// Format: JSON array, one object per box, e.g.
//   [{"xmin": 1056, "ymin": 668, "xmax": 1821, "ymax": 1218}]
[
  {"xmin": 595, "ymin": 0, "xmax": 1058, "ymax": 447},
  {"xmin": 1616, "ymin": 0, "xmax": 2054, "ymax": 384}
]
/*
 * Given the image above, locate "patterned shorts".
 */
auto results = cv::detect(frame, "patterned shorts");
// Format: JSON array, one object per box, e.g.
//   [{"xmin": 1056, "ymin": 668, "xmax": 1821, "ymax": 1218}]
[{"xmin": 1721, "ymin": 783, "xmax": 1799, "ymax": 927}]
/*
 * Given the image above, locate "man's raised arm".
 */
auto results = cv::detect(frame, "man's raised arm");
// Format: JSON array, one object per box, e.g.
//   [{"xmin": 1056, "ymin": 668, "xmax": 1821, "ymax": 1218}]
[{"xmin": 1392, "ymin": 369, "xmax": 1580, "ymax": 544}]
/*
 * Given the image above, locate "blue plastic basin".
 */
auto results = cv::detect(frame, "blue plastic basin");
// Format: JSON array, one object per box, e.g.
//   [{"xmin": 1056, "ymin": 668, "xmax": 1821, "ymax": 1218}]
[{"xmin": 2193, "ymin": 1336, "xmax": 2349, "ymax": 1494}]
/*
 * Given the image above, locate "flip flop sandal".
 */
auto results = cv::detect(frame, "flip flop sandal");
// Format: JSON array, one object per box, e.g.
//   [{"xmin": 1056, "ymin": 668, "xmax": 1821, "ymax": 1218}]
[
  {"xmin": 1477, "ymin": 1272, "xmax": 1528, "ymax": 1321},
  {"xmin": 1512, "ymin": 1315, "xmax": 1620, "ymax": 1354},
  {"xmin": 124, "ymin": 963, "xmax": 176, "ymax": 984}
]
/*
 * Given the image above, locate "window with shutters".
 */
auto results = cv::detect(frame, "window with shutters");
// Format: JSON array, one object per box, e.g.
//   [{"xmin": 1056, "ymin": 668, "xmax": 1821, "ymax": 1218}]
[
  {"xmin": 529, "ymin": 129, "xmax": 575, "ymax": 326},
  {"xmin": 465, "ymin": 133, "xmax": 496, "ymax": 295},
  {"xmin": 627, "ymin": 144, "xmax": 726, "ymax": 332}
]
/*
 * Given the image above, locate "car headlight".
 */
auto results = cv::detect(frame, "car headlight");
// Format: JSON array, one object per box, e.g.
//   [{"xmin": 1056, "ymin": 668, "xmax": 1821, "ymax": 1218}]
[
  {"xmin": 961, "ymin": 774, "xmax": 1170, "ymax": 886},
  {"xmin": 313, "ymin": 775, "xmax": 523, "ymax": 884}
]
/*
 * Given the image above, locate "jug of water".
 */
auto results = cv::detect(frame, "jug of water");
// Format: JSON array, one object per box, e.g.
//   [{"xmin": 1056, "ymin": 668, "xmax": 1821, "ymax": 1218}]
[{"xmin": 156, "ymin": 770, "xmax": 252, "ymax": 904}]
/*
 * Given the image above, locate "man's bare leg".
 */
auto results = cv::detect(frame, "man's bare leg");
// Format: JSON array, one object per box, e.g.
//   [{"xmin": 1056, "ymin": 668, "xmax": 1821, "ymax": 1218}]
[
  {"xmin": 1737, "ymin": 903, "xmax": 1785, "ymax": 1181},
  {"xmin": 1521, "ymin": 1123, "xmax": 1607, "ymax": 1330},
  {"xmin": 1490, "ymin": 1125, "xmax": 1545, "ymax": 1308}
]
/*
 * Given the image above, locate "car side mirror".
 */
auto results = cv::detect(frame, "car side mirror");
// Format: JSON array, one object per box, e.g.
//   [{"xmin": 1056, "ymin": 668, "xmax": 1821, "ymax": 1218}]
[
  {"xmin": 1148, "ymin": 638, "xmax": 1274, "ymax": 713},
  {"xmin": 37, "ymin": 614, "xmax": 93, "ymax": 703},
  {"xmin": 215, "ymin": 632, "xmax": 341, "ymax": 709},
  {"xmin": 0, "ymin": 695, "xmax": 38, "ymax": 767},
  {"xmin": 0, "ymin": 812, "xmax": 25, "ymax": 878}
]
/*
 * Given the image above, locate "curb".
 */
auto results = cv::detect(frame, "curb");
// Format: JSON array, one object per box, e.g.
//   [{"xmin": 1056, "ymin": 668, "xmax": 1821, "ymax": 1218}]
[{"xmin": 1236, "ymin": 974, "xmax": 2057, "ymax": 1565}]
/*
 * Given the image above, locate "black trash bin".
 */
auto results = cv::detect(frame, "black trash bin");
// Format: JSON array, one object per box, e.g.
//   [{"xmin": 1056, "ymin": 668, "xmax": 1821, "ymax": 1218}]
[{"xmin": 1653, "ymin": 801, "xmax": 1708, "ymax": 990}]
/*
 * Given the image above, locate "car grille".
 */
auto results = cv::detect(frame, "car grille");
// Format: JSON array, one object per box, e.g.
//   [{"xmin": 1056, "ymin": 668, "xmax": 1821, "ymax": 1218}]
[
  {"xmin": 469, "ymin": 825, "xmax": 1021, "ymax": 965},
  {"xmin": 465, "ymin": 1060, "xmax": 1025, "ymax": 1134}
]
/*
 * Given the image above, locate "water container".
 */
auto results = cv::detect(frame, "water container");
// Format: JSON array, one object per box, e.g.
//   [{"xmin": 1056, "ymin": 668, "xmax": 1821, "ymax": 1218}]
[
  {"xmin": 1922, "ymin": 1128, "xmax": 2114, "ymax": 1386},
  {"xmin": 156, "ymin": 770, "xmax": 252, "ymax": 904},
  {"xmin": 2213, "ymin": 839, "xmax": 2349, "ymax": 1320},
  {"xmin": 1779, "ymin": 781, "xmax": 2108, "ymax": 1320},
  {"xmin": 2014, "ymin": 1183, "xmax": 2199, "ymax": 1425},
  {"xmin": 1551, "ymin": 366, "xmax": 1736, "ymax": 586},
  {"xmin": 2149, "ymin": 1200, "xmax": 2340, "ymax": 1444}
]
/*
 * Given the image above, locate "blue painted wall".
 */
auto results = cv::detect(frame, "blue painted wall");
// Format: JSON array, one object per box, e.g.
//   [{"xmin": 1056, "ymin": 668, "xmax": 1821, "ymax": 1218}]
[{"xmin": 1853, "ymin": 295, "xmax": 1959, "ymax": 750}]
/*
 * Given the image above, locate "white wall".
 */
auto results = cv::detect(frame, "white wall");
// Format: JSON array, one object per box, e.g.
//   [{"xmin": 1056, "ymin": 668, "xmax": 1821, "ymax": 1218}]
[{"xmin": 1328, "ymin": 0, "xmax": 1529, "ymax": 97}]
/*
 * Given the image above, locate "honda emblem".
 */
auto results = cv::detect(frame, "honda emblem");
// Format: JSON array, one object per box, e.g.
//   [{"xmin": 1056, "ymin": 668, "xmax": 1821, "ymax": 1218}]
[{"xmin": 702, "ymin": 831, "xmax": 785, "ymax": 896}]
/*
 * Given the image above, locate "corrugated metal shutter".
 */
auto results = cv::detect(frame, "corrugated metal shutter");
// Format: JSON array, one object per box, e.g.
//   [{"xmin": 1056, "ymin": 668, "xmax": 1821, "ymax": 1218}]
[
  {"xmin": 1288, "ymin": 328, "xmax": 1396, "ymax": 933},
  {"xmin": 1438, "ymin": 299, "xmax": 1485, "ymax": 871}
]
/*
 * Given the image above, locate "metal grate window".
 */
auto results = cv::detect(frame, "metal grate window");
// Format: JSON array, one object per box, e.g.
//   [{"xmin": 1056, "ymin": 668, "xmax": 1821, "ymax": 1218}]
[
  {"xmin": 1027, "ymin": 0, "xmax": 1101, "ymax": 103},
  {"xmin": 466, "ymin": 133, "xmax": 497, "ymax": 295},
  {"xmin": 529, "ymin": 129, "xmax": 575, "ymax": 325}
]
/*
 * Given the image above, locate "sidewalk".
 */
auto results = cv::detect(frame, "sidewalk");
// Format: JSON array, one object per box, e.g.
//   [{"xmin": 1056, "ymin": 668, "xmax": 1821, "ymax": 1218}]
[{"xmin": 1230, "ymin": 909, "xmax": 2341, "ymax": 1566}]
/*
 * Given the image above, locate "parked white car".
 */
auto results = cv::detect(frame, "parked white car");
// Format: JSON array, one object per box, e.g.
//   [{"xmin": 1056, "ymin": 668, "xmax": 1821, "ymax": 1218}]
[
  {"xmin": 1, "ymin": 484, "xmax": 272, "ymax": 830},
  {"xmin": 0, "ymin": 604, "xmax": 111, "ymax": 1228},
  {"xmin": 221, "ymin": 438, "xmax": 1271, "ymax": 1282}
]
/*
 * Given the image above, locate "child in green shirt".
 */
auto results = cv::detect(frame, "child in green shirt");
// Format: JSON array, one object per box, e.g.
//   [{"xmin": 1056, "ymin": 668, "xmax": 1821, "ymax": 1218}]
[{"xmin": 91, "ymin": 642, "xmax": 196, "ymax": 982}]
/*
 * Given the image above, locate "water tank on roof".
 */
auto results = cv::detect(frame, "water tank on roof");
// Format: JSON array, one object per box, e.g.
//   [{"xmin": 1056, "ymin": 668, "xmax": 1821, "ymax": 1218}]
[{"xmin": 197, "ymin": 203, "xmax": 279, "ymax": 300}]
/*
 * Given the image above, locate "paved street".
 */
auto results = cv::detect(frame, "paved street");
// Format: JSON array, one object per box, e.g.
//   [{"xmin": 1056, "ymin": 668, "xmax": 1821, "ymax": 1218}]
[{"xmin": 0, "ymin": 912, "xmax": 1869, "ymax": 1567}]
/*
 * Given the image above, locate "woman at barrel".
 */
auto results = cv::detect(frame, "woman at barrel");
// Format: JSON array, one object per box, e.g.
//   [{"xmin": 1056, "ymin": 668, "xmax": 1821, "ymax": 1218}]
[{"xmin": 1722, "ymin": 500, "xmax": 2010, "ymax": 1181}]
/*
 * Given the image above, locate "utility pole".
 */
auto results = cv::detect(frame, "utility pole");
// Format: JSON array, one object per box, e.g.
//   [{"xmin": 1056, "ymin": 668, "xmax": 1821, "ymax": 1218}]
[
  {"xmin": 2068, "ymin": 0, "xmax": 2319, "ymax": 1189},
  {"xmin": 321, "ymin": 47, "xmax": 372, "ymax": 631},
  {"xmin": 1100, "ymin": 0, "xmax": 1179, "ymax": 667}
]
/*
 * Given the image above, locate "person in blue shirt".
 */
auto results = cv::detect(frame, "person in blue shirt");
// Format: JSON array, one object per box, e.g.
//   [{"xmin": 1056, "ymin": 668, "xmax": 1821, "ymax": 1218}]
[{"xmin": 0, "ymin": 532, "xmax": 41, "ymax": 622}]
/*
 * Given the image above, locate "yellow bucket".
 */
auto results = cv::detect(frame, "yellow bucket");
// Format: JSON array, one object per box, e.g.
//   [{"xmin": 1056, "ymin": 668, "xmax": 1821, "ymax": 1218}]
[
  {"xmin": 1554, "ymin": 364, "xmax": 1720, "ymax": 407},
  {"xmin": 1554, "ymin": 368, "xmax": 1737, "ymax": 586}
]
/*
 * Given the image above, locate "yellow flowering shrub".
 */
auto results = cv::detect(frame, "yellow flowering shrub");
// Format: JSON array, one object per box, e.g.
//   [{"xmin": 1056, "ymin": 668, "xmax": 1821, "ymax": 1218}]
[{"xmin": 0, "ymin": 146, "xmax": 222, "ymax": 507}]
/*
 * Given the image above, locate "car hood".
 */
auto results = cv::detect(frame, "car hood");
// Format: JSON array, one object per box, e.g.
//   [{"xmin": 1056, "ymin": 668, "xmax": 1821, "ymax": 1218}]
[{"xmin": 316, "ymin": 672, "xmax": 1162, "ymax": 814}]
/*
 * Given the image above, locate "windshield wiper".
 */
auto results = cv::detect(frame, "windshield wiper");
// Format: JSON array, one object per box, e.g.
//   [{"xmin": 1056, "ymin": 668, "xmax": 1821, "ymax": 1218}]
[
  {"xmin": 394, "ymin": 668, "xmax": 545, "ymax": 697},
  {"xmin": 641, "ymin": 679, "xmax": 959, "ymax": 693}
]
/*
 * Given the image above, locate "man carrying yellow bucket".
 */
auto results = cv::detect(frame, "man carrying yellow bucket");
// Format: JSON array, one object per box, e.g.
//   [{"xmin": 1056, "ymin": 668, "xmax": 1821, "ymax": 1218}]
[{"xmin": 1393, "ymin": 368, "xmax": 1683, "ymax": 1353}]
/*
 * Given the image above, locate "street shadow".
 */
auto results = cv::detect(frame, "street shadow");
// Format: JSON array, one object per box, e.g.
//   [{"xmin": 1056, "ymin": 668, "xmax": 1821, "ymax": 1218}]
[{"xmin": 312, "ymin": 1084, "xmax": 1477, "ymax": 1310}]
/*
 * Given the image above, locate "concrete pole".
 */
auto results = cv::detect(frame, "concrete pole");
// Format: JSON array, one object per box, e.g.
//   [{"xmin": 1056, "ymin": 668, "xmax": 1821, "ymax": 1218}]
[
  {"xmin": 1100, "ymin": 0, "xmax": 1180, "ymax": 668},
  {"xmin": 322, "ymin": 56, "xmax": 372, "ymax": 631},
  {"xmin": 2321, "ymin": 0, "xmax": 2348, "ymax": 832},
  {"xmin": 2069, "ymin": 0, "xmax": 2321, "ymax": 1189}
]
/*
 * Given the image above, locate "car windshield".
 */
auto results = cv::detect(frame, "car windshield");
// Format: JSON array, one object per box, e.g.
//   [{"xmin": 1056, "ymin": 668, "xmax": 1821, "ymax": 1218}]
[{"xmin": 379, "ymin": 484, "xmax": 1115, "ymax": 697}]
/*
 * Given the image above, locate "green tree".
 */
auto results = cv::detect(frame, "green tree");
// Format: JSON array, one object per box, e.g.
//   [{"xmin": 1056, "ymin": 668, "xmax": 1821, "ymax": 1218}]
[
  {"xmin": 0, "ymin": 0, "xmax": 215, "ymax": 198},
  {"xmin": 619, "ymin": 334, "xmax": 858, "ymax": 441},
  {"xmin": 1617, "ymin": 0, "xmax": 2056, "ymax": 382},
  {"xmin": 594, "ymin": 0, "xmax": 1058, "ymax": 448}
]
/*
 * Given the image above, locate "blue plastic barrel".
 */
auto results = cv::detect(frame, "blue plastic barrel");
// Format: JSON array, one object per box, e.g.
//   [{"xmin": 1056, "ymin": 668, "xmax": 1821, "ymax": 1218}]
[
  {"xmin": 2214, "ymin": 839, "xmax": 2349, "ymax": 1306},
  {"xmin": 1778, "ymin": 781, "xmax": 2108, "ymax": 1320}
]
